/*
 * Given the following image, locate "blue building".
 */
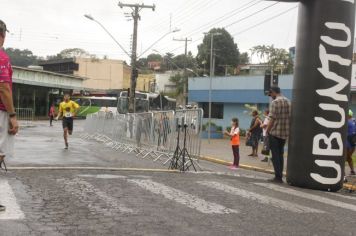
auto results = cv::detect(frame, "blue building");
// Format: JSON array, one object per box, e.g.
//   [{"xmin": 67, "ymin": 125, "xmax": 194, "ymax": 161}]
[{"xmin": 188, "ymin": 74, "xmax": 290, "ymax": 131}]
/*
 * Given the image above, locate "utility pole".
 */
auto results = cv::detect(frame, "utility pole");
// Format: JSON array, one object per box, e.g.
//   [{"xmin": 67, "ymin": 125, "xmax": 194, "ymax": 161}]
[
  {"xmin": 119, "ymin": 2, "xmax": 155, "ymax": 113},
  {"xmin": 206, "ymin": 32, "xmax": 221, "ymax": 143},
  {"xmin": 173, "ymin": 38, "xmax": 192, "ymax": 107}
]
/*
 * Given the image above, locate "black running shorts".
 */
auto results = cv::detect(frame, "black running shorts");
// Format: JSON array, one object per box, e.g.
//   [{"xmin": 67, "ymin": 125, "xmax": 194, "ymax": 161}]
[{"xmin": 62, "ymin": 117, "xmax": 74, "ymax": 131}]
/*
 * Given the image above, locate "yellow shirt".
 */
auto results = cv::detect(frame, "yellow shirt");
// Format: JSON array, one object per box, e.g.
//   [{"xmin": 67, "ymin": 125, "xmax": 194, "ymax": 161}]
[{"xmin": 59, "ymin": 100, "xmax": 80, "ymax": 118}]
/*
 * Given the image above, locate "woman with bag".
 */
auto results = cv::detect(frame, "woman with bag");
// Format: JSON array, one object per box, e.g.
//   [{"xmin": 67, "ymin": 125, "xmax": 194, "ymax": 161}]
[
  {"xmin": 260, "ymin": 109, "xmax": 270, "ymax": 162},
  {"xmin": 224, "ymin": 118, "xmax": 240, "ymax": 170},
  {"xmin": 247, "ymin": 110, "xmax": 262, "ymax": 157}
]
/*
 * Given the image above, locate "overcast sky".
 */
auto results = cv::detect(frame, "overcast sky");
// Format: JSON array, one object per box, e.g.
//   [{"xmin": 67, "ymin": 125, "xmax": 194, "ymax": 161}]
[{"xmin": 2, "ymin": 0, "xmax": 300, "ymax": 62}]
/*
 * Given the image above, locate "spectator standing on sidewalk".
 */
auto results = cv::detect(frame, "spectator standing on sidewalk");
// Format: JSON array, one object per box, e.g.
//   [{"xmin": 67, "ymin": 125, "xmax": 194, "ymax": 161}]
[
  {"xmin": 247, "ymin": 110, "xmax": 262, "ymax": 157},
  {"xmin": 260, "ymin": 109, "xmax": 270, "ymax": 162},
  {"xmin": 346, "ymin": 109, "xmax": 356, "ymax": 175},
  {"xmin": 267, "ymin": 87, "xmax": 290, "ymax": 183},
  {"xmin": 0, "ymin": 20, "xmax": 19, "ymax": 211},
  {"xmin": 224, "ymin": 118, "xmax": 240, "ymax": 170}
]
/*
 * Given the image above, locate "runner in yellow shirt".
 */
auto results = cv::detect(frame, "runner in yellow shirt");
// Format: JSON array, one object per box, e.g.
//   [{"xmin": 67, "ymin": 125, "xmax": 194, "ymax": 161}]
[{"xmin": 55, "ymin": 94, "xmax": 80, "ymax": 149}]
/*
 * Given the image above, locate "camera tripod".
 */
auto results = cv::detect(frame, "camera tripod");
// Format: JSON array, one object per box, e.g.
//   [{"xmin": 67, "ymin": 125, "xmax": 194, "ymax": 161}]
[{"xmin": 169, "ymin": 123, "xmax": 196, "ymax": 172}]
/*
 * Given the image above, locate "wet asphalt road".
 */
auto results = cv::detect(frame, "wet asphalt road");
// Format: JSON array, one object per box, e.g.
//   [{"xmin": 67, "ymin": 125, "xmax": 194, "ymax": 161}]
[{"xmin": 0, "ymin": 121, "xmax": 354, "ymax": 236}]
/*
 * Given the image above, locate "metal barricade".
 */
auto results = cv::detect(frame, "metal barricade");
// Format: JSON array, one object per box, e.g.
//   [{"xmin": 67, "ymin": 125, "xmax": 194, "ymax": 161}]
[
  {"xmin": 15, "ymin": 108, "xmax": 34, "ymax": 127},
  {"xmin": 147, "ymin": 111, "xmax": 175, "ymax": 162},
  {"xmin": 81, "ymin": 109, "xmax": 203, "ymax": 170}
]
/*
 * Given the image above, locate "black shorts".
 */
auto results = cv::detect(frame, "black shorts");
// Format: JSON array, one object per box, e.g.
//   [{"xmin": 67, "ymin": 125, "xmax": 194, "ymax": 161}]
[{"xmin": 62, "ymin": 117, "xmax": 74, "ymax": 131}]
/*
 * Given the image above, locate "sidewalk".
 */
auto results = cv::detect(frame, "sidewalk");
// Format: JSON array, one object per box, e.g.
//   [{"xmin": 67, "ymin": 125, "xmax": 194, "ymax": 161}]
[
  {"xmin": 200, "ymin": 137, "xmax": 279, "ymax": 173},
  {"xmin": 200, "ymin": 137, "xmax": 353, "ymax": 175}
]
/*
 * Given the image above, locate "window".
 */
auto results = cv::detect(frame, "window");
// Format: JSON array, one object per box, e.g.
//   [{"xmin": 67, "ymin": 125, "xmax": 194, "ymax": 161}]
[{"xmin": 201, "ymin": 103, "xmax": 224, "ymax": 119}]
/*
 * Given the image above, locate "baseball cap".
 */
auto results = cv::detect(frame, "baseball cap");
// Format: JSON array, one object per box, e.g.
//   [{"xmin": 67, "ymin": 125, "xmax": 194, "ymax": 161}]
[
  {"xmin": 349, "ymin": 109, "xmax": 353, "ymax": 117},
  {"xmin": 0, "ymin": 20, "xmax": 9, "ymax": 34}
]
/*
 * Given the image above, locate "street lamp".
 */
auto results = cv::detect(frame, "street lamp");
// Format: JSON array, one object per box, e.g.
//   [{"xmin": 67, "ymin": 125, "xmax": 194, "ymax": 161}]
[
  {"xmin": 205, "ymin": 32, "xmax": 222, "ymax": 143},
  {"xmin": 186, "ymin": 68, "xmax": 200, "ymax": 77},
  {"xmin": 138, "ymin": 28, "xmax": 181, "ymax": 58},
  {"xmin": 84, "ymin": 14, "xmax": 131, "ymax": 58}
]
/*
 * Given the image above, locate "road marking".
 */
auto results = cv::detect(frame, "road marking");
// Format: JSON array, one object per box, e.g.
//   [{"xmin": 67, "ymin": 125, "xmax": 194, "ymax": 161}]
[
  {"xmin": 0, "ymin": 180, "xmax": 25, "ymax": 220},
  {"xmin": 198, "ymin": 181, "xmax": 324, "ymax": 214},
  {"xmin": 8, "ymin": 167, "xmax": 179, "ymax": 173},
  {"xmin": 193, "ymin": 171, "xmax": 269, "ymax": 180},
  {"xmin": 57, "ymin": 178, "xmax": 133, "ymax": 215},
  {"xmin": 77, "ymin": 174, "xmax": 126, "ymax": 179},
  {"xmin": 254, "ymin": 183, "xmax": 356, "ymax": 212},
  {"xmin": 325, "ymin": 192, "xmax": 356, "ymax": 201},
  {"xmin": 128, "ymin": 179, "xmax": 238, "ymax": 214}
]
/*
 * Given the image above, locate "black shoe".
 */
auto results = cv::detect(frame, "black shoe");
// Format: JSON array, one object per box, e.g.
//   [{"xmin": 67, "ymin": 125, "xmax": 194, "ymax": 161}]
[
  {"xmin": 65, "ymin": 143, "xmax": 69, "ymax": 150},
  {"xmin": 0, "ymin": 205, "xmax": 6, "ymax": 212},
  {"xmin": 261, "ymin": 157, "xmax": 268, "ymax": 162},
  {"xmin": 267, "ymin": 178, "xmax": 283, "ymax": 184},
  {"xmin": 0, "ymin": 159, "xmax": 7, "ymax": 172}
]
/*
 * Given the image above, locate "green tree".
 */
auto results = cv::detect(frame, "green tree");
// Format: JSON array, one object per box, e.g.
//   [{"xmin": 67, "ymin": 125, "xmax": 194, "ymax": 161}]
[
  {"xmin": 137, "ymin": 57, "xmax": 148, "ymax": 68},
  {"xmin": 251, "ymin": 45, "xmax": 292, "ymax": 73},
  {"xmin": 46, "ymin": 48, "xmax": 91, "ymax": 60},
  {"xmin": 197, "ymin": 28, "xmax": 240, "ymax": 76},
  {"xmin": 147, "ymin": 53, "xmax": 162, "ymax": 62},
  {"xmin": 169, "ymin": 73, "xmax": 184, "ymax": 97},
  {"xmin": 161, "ymin": 53, "xmax": 175, "ymax": 71},
  {"xmin": 239, "ymin": 52, "xmax": 250, "ymax": 65},
  {"xmin": 5, "ymin": 48, "xmax": 38, "ymax": 67},
  {"xmin": 58, "ymin": 48, "xmax": 90, "ymax": 58},
  {"xmin": 172, "ymin": 52, "xmax": 197, "ymax": 70}
]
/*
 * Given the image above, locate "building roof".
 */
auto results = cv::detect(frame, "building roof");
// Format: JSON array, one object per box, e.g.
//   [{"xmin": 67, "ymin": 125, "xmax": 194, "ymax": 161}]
[
  {"xmin": 38, "ymin": 58, "xmax": 76, "ymax": 65},
  {"xmin": 13, "ymin": 66, "xmax": 87, "ymax": 80},
  {"xmin": 188, "ymin": 74, "xmax": 293, "ymax": 104}
]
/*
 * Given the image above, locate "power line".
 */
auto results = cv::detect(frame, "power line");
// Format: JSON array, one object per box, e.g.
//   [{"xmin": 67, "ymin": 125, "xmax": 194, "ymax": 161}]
[
  {"xmin": 162, "ymin": 1, "xmax": 281, "ymax": 54},
  {"xmin": 156, "ymin": 0, "xmax": 263, "ymax": 51},
  {"xmin": 231, "ymin": 5, "xmax": 298, "ymax": 37},
  {"xmin": 184, "ymin": 0, "xmax": 262, "ymax": 38},
  {"xmin": 144, "ymin": 0, "xmax": 209, "ymax": 32}
]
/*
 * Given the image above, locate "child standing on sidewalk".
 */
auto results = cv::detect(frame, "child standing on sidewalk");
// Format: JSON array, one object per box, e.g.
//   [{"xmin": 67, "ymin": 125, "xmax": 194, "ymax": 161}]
[{"xmin": 224, "ymin": 118, "xmax": 240, "ymax": 170}]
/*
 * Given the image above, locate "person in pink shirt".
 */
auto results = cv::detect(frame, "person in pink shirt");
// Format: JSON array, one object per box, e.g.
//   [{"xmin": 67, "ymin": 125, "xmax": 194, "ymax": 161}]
[
  {"xmin": 0, "ymin": 20, "xmax": 19, "ymax": 212},
  {"xmin": 49, "ymin": 103, "xmax": 55, "ymax": 126}
]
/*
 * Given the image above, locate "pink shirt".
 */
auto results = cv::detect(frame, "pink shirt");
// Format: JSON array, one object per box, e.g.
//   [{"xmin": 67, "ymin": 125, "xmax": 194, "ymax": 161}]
[{"xmin": 0, "ymin": 49, "xmax": 12, "ymax": 111}]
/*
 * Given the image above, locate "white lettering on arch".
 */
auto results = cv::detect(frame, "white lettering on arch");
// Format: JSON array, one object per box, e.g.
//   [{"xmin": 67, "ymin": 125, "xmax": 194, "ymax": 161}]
[
  {"xmin": 316, "ymin": 44, "xmax": 350, "ymax": 102},
  {"xmin": 341, "ymin": 0, "xmax": 354, "ymax": 4},
  {"xmin": 310, "ymin": 160, "xmax": 342, "ymax": 185},
  {"xmin": 314, "ymin": 103, "xmax": 345, "ymax": 128},
  {"xmin": 321, "ymin": 22, "xmax": 351, "ymax": 47},
  {"xmin": 312, "ymin": 132, "xmax": 343, "ymax": 156}
]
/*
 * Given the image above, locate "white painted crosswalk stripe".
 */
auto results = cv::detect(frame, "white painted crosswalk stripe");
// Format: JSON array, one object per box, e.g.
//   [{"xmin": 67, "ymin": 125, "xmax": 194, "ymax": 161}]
[
  {"xmin": 198, "ymin": 181, "xmax": 324, "ymax": 214},
  {"xmin": 128, "ymin": 179, "xmax": 238, "ymax": 214},
  {"xmin": 254, "ymin": 183, "xmax": 356, "ymax": 212},
  {"xmin": 57, "ymin": 178, "xmax": 133, "ymax": 214},
  {"xmin": 325, "ymin": 192, "xmax": 356, "ymax": 201},
  {"xmin": 0, "ymin": 180, "xmax": 25, "ymax": 220}
]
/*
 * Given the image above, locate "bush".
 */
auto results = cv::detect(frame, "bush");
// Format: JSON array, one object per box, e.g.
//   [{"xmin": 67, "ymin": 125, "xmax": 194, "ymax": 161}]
[{"xmin": 202, "ymin": 122, "xmax": 222, "ymax": 132}]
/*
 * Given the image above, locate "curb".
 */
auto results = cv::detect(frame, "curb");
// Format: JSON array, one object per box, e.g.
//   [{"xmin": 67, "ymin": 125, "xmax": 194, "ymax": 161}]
[
  {"xmin": 199, "ymin": 156, "xmax": 355, "ymax": 192},
  {"xmin": 7, "ymin": 166, "xmax": 180, "ymax": 173},
  {"xmin": 343, "ymin": 183, "xmax": 356, "ymax": 191},
  {"xmin": 199, "ymin": 156, "xmax": 279, "ymax": 175}
]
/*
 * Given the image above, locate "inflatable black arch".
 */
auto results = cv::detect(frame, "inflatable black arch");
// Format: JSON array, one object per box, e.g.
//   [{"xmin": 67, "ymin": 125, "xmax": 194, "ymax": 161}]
[{"xmin": 271, "ymin": 0, "xmax": 355, "ymax": 191}]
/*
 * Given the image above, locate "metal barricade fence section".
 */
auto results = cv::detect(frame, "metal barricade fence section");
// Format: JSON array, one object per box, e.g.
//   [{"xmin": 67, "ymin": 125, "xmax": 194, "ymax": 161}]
[
  {"xmin": 81, "ymin": 109, "xmax": 203, "ymax": 170},
  {"xmin": 15, "ymin": 108, "xmax": 34, "ymax": 127}
]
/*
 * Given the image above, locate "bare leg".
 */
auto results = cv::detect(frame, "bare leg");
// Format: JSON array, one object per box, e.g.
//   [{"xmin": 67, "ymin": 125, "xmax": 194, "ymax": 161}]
[
  {"xmin": 64, "ymin": 128, "xmax": 69, "ymax": 148},
  {"xmin": 346, "ymin": 148, "xmax": 355, "ymax": 174}
]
